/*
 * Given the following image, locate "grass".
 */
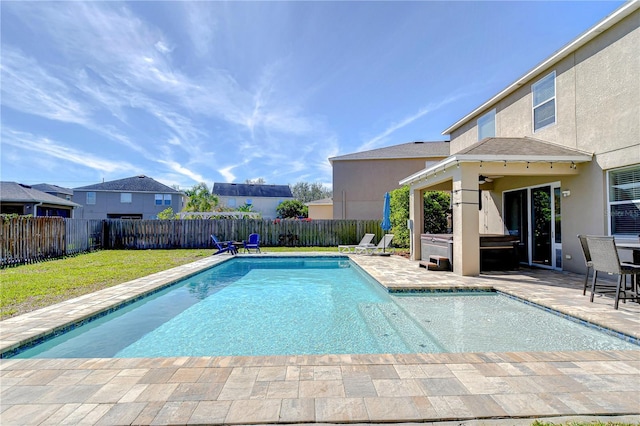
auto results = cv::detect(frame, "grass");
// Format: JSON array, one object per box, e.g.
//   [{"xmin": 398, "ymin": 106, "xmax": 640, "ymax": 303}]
[{"xmin": 0, "ymin": 247, "xmax": 338, "ymax": 319}]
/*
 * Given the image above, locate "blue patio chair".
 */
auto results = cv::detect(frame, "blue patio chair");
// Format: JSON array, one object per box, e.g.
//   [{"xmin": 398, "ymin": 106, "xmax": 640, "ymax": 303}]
[
  {"xmin": 211, "ymin": 235, "xmax": 238, "ymax": 255},
  {"xmin": 243, "ymin": 233, "xmax": 261, "ymax": 253}
]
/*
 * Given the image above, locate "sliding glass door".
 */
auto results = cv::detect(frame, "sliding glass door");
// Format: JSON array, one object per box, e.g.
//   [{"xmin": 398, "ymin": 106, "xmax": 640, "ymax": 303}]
[{"xmin": 504, "ymin": 183, "xmax": 562, "ymax": 270}]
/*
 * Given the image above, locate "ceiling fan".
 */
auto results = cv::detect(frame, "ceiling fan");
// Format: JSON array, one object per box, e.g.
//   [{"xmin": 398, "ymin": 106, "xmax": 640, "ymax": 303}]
[{"xmin": 478, "ymin": 175, "xmax": 493, "ymax": 184}]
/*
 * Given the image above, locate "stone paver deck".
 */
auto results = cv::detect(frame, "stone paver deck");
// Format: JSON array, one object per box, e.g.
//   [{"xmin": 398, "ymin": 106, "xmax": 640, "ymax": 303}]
[{"xmin": 1, "ymin": 252, "xmax": 639, "ymax": 425}]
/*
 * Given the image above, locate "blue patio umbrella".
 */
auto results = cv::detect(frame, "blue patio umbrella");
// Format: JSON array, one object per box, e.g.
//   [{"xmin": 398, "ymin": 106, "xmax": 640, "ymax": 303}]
[{"xmin": 381, "ymin": 192, "xmax": 391, "ymax": 253}]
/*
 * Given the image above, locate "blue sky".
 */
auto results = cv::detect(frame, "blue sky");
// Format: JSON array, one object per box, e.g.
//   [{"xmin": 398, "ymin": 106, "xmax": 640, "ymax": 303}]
[{"xmin": 1, "ymin": 1, "xmax": 624, "ymax": 191}]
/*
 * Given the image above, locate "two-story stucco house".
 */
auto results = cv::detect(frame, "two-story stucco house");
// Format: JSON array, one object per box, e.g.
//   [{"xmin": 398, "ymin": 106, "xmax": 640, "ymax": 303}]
[
  {"xmin": 213, "ymin": 183, "xmax": 294, "ymax": 219},
  {"xmin": 72, "ymin": 175, "xmax": 186, "ymax": 219},
  {"xmin": 402, "ymin": 2, "xmax": 639, "ymax": 276},
  {"xmin": 330, "ymin": 141, "xmax": 450, "ymax": 220}
]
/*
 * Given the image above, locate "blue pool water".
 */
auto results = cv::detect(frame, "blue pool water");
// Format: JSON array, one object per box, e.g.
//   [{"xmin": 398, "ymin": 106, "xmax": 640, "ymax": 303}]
[{"xmin": 9, "ymin": 257, "xmax": 638, "ymax": 358}]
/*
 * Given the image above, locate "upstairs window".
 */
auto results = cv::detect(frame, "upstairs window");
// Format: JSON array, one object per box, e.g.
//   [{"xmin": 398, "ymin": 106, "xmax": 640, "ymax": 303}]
[
  {"xmin": 86, "ymin": 192, "xmax": 96, "ymax": 205},
  {"xmin": 155, "ymin": 194, "xmax": 172, "ymax": 205},
  {"xmin": 477, "ymin": 109, "xmax": 496, "ymax": 141},
  {"xmin": 120, "ymin": 193, "xmax": 132, "ymax": 203},
  {"xmin": 608, "ymin": 165, "xmax": 640, "ymax": 237},
  {"xmin": 532, "ymin": 71, "xmax": 556, "ymax": 131}
]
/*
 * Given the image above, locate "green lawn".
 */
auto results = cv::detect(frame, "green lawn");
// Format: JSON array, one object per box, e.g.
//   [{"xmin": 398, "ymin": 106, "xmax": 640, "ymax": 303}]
[{"xmin": 0, "ymin": 247, "xmax": 338, "ymax": 319}]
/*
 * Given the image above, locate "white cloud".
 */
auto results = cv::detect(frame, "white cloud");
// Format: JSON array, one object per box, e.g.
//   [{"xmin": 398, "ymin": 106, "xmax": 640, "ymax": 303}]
[
  {"xmin": 154, "ymin": 40, "xmax": 172, "ymax": 54},
  {"xmin": 2, "ymin": 129, "xmax": 136, "ymax": 174},
  {"xmin": 358, "ymin": 95, "xmax": 464, "ymax": 152},
  {"xmin": 182, "ymin": 2, "xmax": 218, "ymax": 58},
  {"xmin": 156, "ymin": 160, "xmax": 207, "ymax": 183},
  {"xmin": 0, "ymin": 47, "xmax": 90, "ymax": 124},
  {"xmin": 218, "ymin": 166, "xmax": 236, "ymax": 183}
]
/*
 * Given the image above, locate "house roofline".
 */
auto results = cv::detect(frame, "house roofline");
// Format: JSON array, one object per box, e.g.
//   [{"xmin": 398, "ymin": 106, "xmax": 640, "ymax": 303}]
[
  {"xmin": 442, "ymin": 1, "xmax": 640, "ymax": 136},
  {"xmin": 399, "ymin": 153, "xmax": 592, "ymax": 186}
]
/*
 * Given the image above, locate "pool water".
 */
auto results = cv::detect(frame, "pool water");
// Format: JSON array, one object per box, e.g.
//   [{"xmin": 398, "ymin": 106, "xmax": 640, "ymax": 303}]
[{"xmin": 9, "ymin": 257, "xmax": 638, "ymax": 358}]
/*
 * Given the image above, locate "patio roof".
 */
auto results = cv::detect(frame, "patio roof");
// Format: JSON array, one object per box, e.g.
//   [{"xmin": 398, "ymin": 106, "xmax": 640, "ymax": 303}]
[{"xmin": 400, "ymin": 137, "xmax": 592, "ymax": 186}]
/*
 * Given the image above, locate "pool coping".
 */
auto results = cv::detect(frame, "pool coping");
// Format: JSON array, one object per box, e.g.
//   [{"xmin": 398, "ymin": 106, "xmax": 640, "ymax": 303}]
[{"xmin": 2, "ymin": 252, "xmax": 640, "ymax": 425}]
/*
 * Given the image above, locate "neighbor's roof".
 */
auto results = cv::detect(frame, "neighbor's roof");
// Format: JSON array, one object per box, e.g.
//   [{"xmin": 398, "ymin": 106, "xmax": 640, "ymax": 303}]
[
  {"xmin": 329, "ymin": 141, "xmax": 450, "ymax": 162},
  {"xmin": 31, "ymin": 183, "xmax": 73, "ymax": 196},
  {"xmin": 443, "ymin": 1, "xmax": 640, "ymax": 135},
  {"xmin": 0, "ymin": 182, "xmax": 80, "ymax": 207},
  {"xmin": 74, "ymin": 175, "xmax": 182, "ymax": 193},
  {"xmin": 306, "ymin": 197, "xmax": 333, "ymax": 206},
  {"xmin": 213, "ymin": 183, "xmax": 294, "ymax": 198}
]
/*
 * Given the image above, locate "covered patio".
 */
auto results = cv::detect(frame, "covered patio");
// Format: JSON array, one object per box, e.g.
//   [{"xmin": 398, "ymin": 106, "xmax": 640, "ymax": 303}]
[{"xmin": 400, "ymin": 137, "xmax": 593, "ymax": 276}]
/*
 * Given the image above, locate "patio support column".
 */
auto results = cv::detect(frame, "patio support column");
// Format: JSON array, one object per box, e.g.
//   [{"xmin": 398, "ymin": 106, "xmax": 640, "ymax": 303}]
[
  {"xmin": 452, "ymin": 167, "xmax": 480, "ymax": 276},
  {"xmin": 409, "ymin": 186, "xmax": 424, "ymax": 261}
]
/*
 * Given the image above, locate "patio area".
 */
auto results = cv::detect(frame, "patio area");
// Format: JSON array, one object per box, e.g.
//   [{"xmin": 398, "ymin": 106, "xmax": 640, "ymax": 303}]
[{"xmin": 1, "ymin": 253, "xmax": 639, "ymax": 425}]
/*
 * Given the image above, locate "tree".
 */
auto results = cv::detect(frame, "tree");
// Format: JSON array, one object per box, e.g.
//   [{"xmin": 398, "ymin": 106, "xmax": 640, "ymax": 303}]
[
  {"xmin": 157, "ymin": 207, "xmax": 178, "ymax": 220},
  {"xmin": 389, "ymin": 186, "xmax": 450, "ymax": 247},
  {"xmin": 183, "ymin": 183, "xmax": 218, "ymax": 212},
  {"xmin": 423, "ymin": 191, "xmax": 450, "ymax": 234},
  {"xmin": 276, "ymin": 200, "xmax": 308, "ymax": 218},
  {"xmin": 290, "ymin": 182, "xmax": 332, "ymax": 203}
]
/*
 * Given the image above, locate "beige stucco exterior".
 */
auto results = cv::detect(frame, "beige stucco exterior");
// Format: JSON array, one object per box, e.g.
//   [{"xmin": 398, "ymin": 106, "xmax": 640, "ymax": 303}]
[
  {"xmin": 332, "ymin": 157, "xmax": 446, "ymax": 220},
  {"xmin": 218, "ymin": 195, "xmax": 292, "ymax": 219},
  {"xmin": 307, "ymin": 201, "xmax": 333, "ymax": 220},
  {"xmin": 403, "ymin": 4, "xmax": 640, "ymax": 276}
]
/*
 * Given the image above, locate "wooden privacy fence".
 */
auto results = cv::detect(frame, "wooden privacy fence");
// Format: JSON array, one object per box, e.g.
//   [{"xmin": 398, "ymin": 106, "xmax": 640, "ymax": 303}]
[
  {"xmin": 0, "ymin": 218, "xmax": 383, "ymax": 265},
  {"xmin": 1, "ymin": 218, "xmax": 104, "ymax": 267},
  {"xmin": 105, "ymin": 219, "xmax": 383, "ymax": 249}
]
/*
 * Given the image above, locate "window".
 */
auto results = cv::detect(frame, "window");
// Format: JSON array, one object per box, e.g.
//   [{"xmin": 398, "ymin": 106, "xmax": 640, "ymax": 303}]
[
  {"xmin": 121, "ymin": 193, "xmax": 132, "ymax": 203},
  {"xmin": 86, "ymin": 192, "xmax": 96, "ymax": 205},
  {"xmin": 532, "ymin": 71, "xmax": 556, "ymax": 131},
  {"xmin": 155, "ymin": 194, "xmax": 172, "ymax": 205},
  {"xmin": 477, "ymin": 109, "xmax": 496, "ymax": 141},
  {"xmin": 608, "ymin": 165, "xmax": 640, "ymax": 236}
]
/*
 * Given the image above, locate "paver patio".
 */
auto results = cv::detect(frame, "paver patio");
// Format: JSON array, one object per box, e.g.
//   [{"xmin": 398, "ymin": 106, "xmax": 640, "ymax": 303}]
[{"xmin": 1, "ymin": 253, "xmax": 639, "ymax": 425}]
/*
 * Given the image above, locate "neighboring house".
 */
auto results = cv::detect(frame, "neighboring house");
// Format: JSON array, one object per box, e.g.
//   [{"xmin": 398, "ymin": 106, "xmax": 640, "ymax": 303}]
[
  {"xmin": 213, "ymin": 183, "xmax": 294, "ymax": 219},
  {"xmin": 72, "ymin": 175, "xmax": 186, "ymax": 219},
  {"xmin": 31, "ymin": 183, "xmax": 74, "ymax": 201},
  {"xmin": 401, "ymin": 2, "xmax": 639, "ymax": 276},
  {"xmin": 0, "ymin": 182, "xmax": 80, "ymax": 217},
  {"xmin": 329, "ymin": 141, "xmax": 450, "ymax": 219},
  {"xmin": 306, "ymin": 197, "xmax": 333, "ymax": 220}
]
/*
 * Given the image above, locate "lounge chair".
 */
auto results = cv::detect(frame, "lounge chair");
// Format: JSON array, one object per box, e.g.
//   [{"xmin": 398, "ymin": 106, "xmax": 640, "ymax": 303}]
[
  {"xmin": 338, "ymin": 233, "xmax": 375, "ymax": 253},
  {"xmin": 211, "ymin": 235, "xmax": 238, "ymax": 255},
  {"xmin": 355, "ymin": 234, "xmax": 394, "ymax": 255},
  {"xmin": 243, "ymin": 233, "xmax": 261, "ymax": 253}
]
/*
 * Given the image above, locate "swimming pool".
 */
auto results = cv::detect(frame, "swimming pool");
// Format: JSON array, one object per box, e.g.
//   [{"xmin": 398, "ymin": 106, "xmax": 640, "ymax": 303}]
[{"xmin": 7, "ymin": 257, "xmax": 638, "ymax": 358}]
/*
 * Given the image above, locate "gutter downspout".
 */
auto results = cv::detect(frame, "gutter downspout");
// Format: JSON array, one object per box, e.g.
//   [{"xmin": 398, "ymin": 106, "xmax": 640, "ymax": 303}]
[{"xmin": 32, "ymin": 202, "xmax": 43, "ymax": 217}]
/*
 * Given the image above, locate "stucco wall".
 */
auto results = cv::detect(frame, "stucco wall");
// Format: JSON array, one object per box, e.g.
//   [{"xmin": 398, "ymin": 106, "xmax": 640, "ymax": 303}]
[
  {"xmin": 445, "ymin": 10, "xmax": 639, "ymax": 274},
  {"xmin": 218, "ymin": 196, "xmax": 292, "ymax": 219},
  {"xmin": 73, "ymin": 191, "xmax": 185, "ymax": 219},
  {"xmin": 332, "ymin": 157, "xmax": 446, "ymax": 219},
  {"xmin": 308, "ymin": 204, "xmax": 333, "ymax": 220},
  {"xmin": 450, "ymin": 11, "xmax": 639, "ymax": 166}
]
